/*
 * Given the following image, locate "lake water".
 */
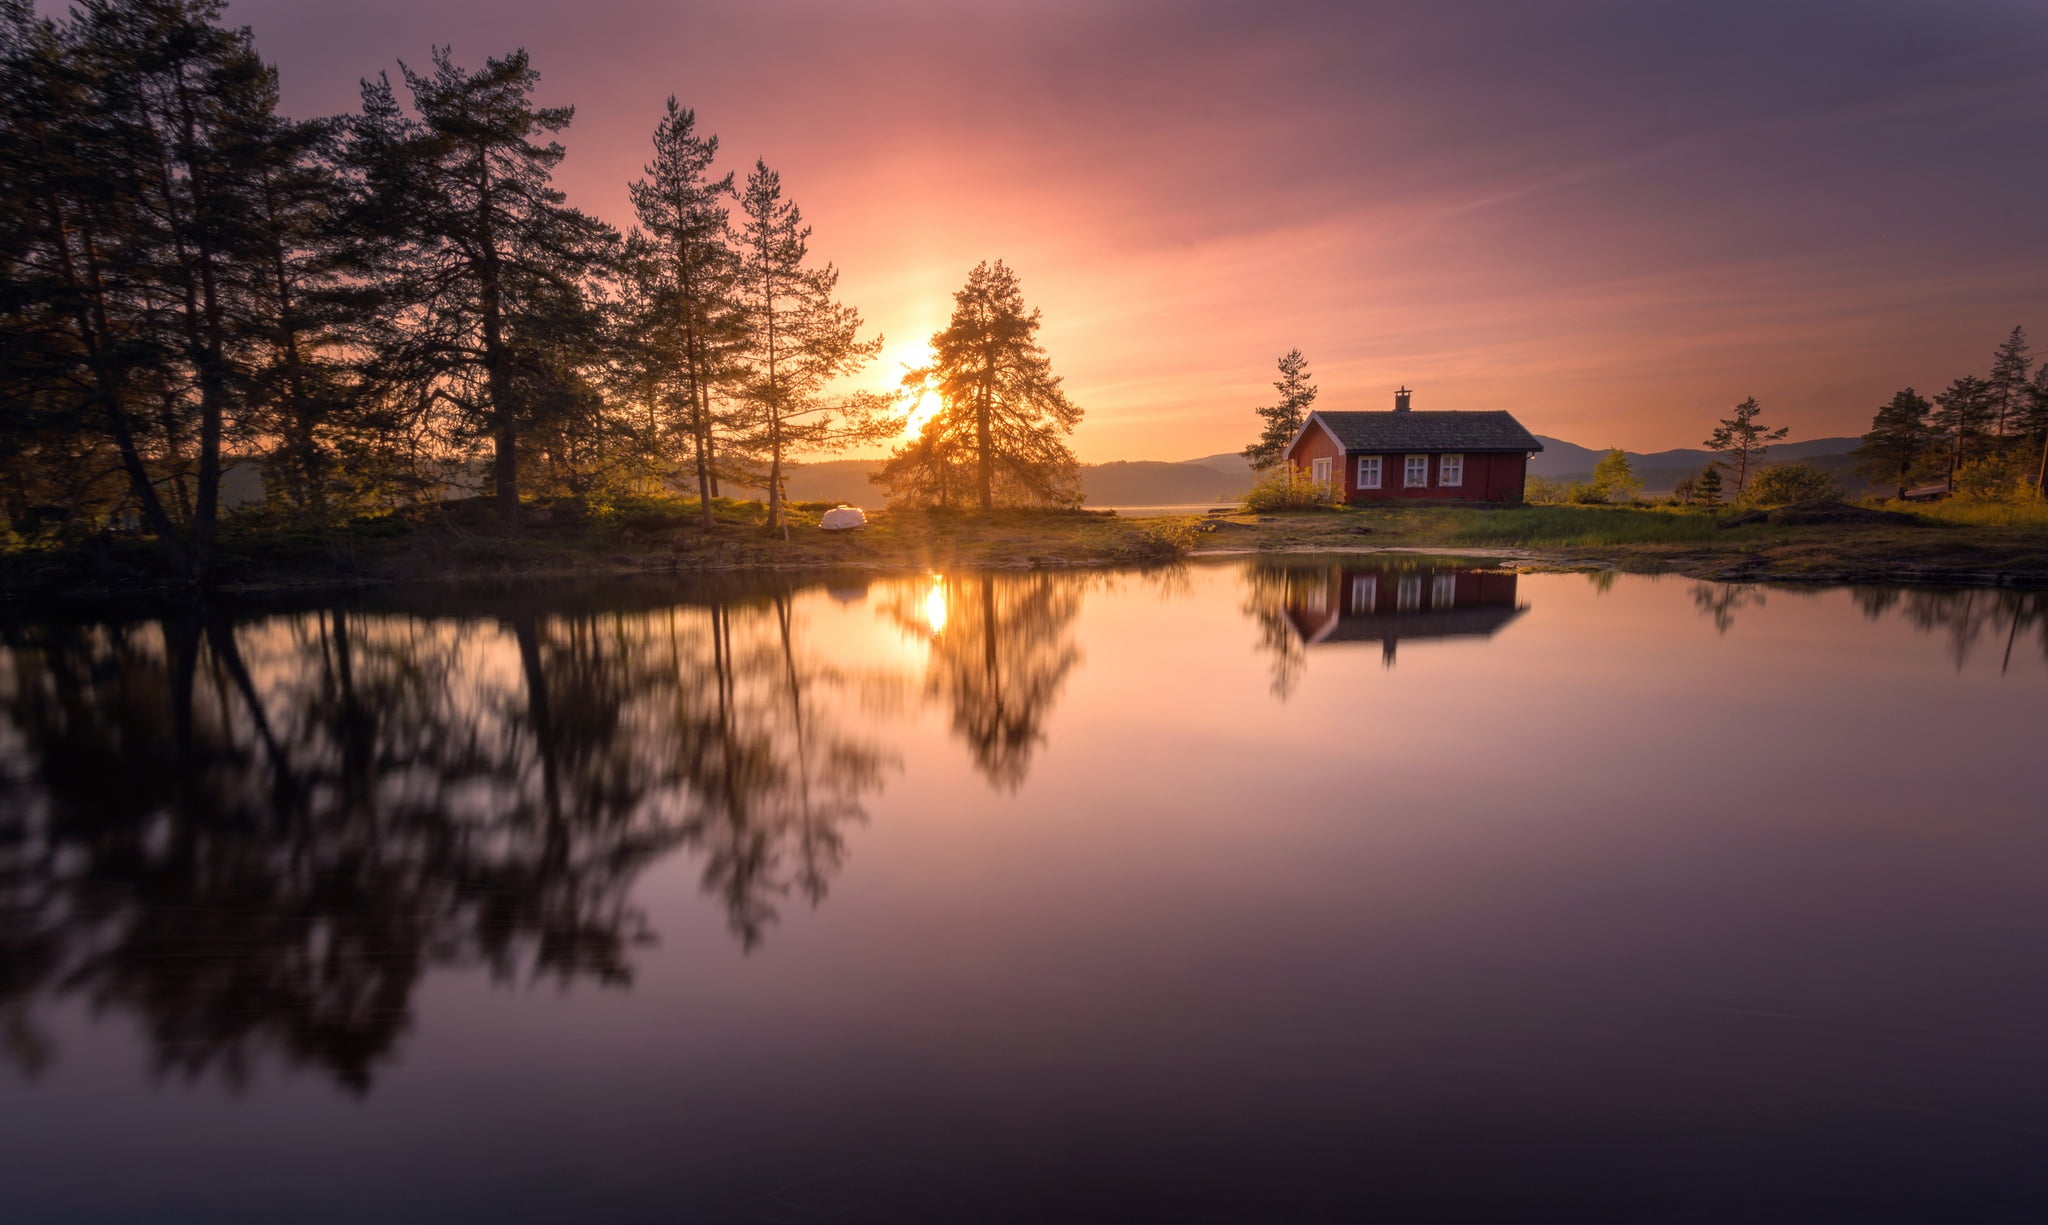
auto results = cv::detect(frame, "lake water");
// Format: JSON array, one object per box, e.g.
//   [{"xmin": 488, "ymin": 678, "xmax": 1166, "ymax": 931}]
[{"xmin": 2, "ymin": 558, "xmax": 2045, "ymax": 1223}]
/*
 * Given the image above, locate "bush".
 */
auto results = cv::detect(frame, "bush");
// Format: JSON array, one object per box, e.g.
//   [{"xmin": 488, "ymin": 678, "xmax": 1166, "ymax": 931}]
[
  {"xmin": 1741, "ymin": 462, "xmax": 1845, "ymax": 507},
  {"xmin": 1952, "ymin": 452, "xmax": 2038, "ymax": 504},
  {"xmin": 1241, "ymin": 468, "xmax": 1340, "ymax": 512},
  {"xmin": 1524, "ymin": 475, "xmax": 1570, "ymax": 504},
  {"xmin": 1126, "ymin": 515, "xmax": 1200, "ymax": 557}
]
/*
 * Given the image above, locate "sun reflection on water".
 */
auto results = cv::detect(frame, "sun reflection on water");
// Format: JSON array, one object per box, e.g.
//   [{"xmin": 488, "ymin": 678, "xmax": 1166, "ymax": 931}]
[{"xmin": 924, "ymin": 574, "xmax": 948, "ymax": 637}]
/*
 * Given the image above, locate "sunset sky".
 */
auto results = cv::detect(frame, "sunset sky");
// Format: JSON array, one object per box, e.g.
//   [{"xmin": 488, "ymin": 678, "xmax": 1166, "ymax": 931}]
[{"xmin": 205, "ymin": 0, "xmax": 2048, "ymax": 460}]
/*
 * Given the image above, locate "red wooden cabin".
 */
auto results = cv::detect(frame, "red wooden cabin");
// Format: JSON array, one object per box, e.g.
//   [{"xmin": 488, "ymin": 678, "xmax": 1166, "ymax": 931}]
[{"xmin": 1284, "ymin": 388, "xmax": 1543, "ymax": 505}]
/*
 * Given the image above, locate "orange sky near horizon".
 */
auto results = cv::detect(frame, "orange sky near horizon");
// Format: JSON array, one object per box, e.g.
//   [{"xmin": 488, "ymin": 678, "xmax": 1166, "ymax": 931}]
[{"xmin": 194, "ymin": 0, "xmax": 2048, "ymax": 461}]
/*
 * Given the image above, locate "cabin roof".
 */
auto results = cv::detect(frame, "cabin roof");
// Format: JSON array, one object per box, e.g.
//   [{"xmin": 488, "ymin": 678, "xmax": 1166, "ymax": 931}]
[{"xmin": 1304, "ymin": 410, "xmax": 1543, "ymax": 454}]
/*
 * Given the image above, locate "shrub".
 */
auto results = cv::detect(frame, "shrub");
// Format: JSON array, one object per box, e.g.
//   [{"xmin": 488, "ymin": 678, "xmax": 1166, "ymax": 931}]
[
  {"xmin": 1524, "ymin": 475, "xmax": 1571, "ymax": 504},
  {"xmin": 1127, "ymin": 515, "xmax": 1200, "ymax": 557},
  {"xmin": 1741, "ymin": 462, "xmax": 1844, "ymax": 507},
  {"xmin": 1952, "ymin": 452, "xmax": 2038, "ymax": 504},
  {"xmin": 1241, "ymin": 468, "xmax": 1340, "ymax": 512},
  {"xmin": 1590, "ymin": 448, "xmax": 1642, "ymax": 501}
]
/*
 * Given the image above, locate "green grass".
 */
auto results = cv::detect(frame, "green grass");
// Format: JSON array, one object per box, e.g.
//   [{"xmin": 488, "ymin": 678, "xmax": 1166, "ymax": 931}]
[
  {"xmin": 1433, "ymin": 504, "xmax": 1734, "ymax": 547},
  {"xmin": 1892, "ymin": 497, "xmax": 2048, "ymax": 529}
]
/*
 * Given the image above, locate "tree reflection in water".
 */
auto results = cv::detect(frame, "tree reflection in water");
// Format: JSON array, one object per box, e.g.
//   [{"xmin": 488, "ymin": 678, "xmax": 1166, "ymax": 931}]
[
  {"xmin": 1852, "ymin": 586, "xmax": 2048, "ymax": 672},
  {"xmin": 0, "ymin": 587, "xmax": 893, "ymax": 1092},
  {"xmin": 890, "ymin": 571, "xmax": 1085, "ymax": 792}
]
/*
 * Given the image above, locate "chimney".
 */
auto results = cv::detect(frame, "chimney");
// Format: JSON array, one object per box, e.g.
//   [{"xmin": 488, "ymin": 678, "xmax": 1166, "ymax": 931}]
[{"xmin": 1394, "ymin": 386, "xmax": 1412, "ymax": 413}]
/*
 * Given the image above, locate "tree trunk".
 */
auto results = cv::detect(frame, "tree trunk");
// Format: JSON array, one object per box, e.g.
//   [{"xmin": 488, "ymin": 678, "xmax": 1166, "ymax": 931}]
[
  {"xmin": 976, "ymin": 374, "xmax": 994, "ymax": 512},
  {"xmin": 476, "ymin": 152, "xmax": 518, "ymax": 525},
  {"xmin": 50, "ymin": 201, "xmax": 190, "ymax": 573}
]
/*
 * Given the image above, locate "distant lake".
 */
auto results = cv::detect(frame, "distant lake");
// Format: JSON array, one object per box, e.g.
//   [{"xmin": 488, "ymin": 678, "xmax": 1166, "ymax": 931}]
[{"xmin": 3, "ymin": 559, "xmax": 2045, "ymax": 1223}]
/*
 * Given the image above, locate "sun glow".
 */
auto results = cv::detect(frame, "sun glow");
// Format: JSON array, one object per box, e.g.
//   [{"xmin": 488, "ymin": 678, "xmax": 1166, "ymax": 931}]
[
  {"xmin": 901, "ymin": 389, "xmax": 943, "ymax": 440},
  {"xmin": 923, "ymin": 574, "xmax": 948, "ymax": 637}
]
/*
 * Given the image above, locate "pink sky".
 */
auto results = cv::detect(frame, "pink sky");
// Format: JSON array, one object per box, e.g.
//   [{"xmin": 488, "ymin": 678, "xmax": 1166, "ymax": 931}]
[{"xmin": 206, "ymin": 0, "xmax": 2048, "ymax": 459}]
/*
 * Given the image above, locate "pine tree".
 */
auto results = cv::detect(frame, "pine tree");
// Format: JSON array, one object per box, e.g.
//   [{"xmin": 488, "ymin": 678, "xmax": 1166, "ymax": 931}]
[
  {"xmin": 0, "ymin": 0, "xmax": 297, "ymax": 581},
  {"xmin": 878, "ymin": 261, "xmax": 1080, "ymax": 510},
  {"xmin": 1986, "ymin": 325, "xmax": 2031, "ymax": 439},
  {"xmin": 1240, "ymin": 349, "xmax": 1317, "ymax": 470},
  {"xmin": 2029, "ymin": 365, "xmax": 2048, "ymax": 498},
  {"xmin": 1703, "ymin": 396, "xmax": 1789, "ymax": 495},
  {"xmin": 348, "ymin": 47, "xmax": 615, "ymax": 524},
  {"xmin": 1931, "ymin": 374, "xmax": 1993, "ymax": 486},
  {"xmin": 624, "ymin": 99, "xmax": 737, "ymax": 528},
  {"xmin": 731, "ymin": 160, "xmax": 882, "ymax": 532},
  {"xmin": 1853, "ymin": 387, "xmax": 1934, "ymax": 499},
  {"xmin": 1696, "ymin": 464, "xmax": 1724, "ymax": 509}
]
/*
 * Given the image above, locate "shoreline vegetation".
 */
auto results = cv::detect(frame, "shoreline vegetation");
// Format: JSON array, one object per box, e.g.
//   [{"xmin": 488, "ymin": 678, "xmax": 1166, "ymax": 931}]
[{"xmin": 7, "ymin": 495, "xmax": 2046, "ymax": 601}]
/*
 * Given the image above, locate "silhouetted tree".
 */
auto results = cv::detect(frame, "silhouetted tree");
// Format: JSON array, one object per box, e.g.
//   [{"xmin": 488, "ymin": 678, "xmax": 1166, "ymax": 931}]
[
  {"xmin": 1987, "ymin": 325, "xmax": 2031, "ymax": 439},
  {"xmin": 348, "ymin": 47, "xmax": 616, "ymax": 524},
  {"xmin": 1240, "ymin": 349, "xmax": 1318, "ymax": 471},
  {"xmin": 1854, "ymin": 387, "xmax": 1935, "ymax": 499},
  {"xmin": 731, "ymin": 160, "xmax": 884, "ymax": 531},
  {"xmin": 878, "ymin": 261, "xmax": 1081, "ymax": 509},
  {"xmin": 621, "ymin": 100, "xmax": 741, "ymax": 525},
  {"xmin": 1703, "ymin": 396, "xmax": 1788, "ymax": 495},
  {"xmin": 1931, "ymin": 374, "xmax": 1993, "ymax": 487}
]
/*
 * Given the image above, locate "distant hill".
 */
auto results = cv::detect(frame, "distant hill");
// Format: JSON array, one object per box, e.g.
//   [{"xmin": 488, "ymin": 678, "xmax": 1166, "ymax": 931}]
[
  {"xmin": 751, "ymin": 452, "xmax": 1258, "ymax": 507},
  {"xmin": 1530, "ymin": 435, "xmax": 1868, "ymax": 492},
  {"xmin": 738, "ymin": 434, "xmax": 1869, "ymax": 506}
]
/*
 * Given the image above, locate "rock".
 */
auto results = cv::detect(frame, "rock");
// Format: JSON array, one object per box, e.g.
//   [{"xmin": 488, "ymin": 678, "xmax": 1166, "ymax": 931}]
[{"xmin": 1716, "ymin": 510, "xmax": 1768, "ymax": 529}]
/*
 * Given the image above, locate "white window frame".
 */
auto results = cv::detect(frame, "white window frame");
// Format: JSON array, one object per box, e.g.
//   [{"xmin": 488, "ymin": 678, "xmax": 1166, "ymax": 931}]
[
  {"xmin": 1438, "ymin": 453, "xmax": 1464, "ymax": 487},
  {"xmin": 1356, "ymin": 456, "xmax": 1382, "ymax": 490},
  {"xmin": 1397, "ymin": 576, "xmax": 1422, "ymax": 612},
  {"xmin": 1431, "ymin": 573, "xmax": 1458, "ymax": 608},
  {"xmin": 1309, "ymin": 456, "xmax": 1333, "ymax": 491},
  {"xmin": 1351, "ymin": 575, "xmax": 1377, "ymax": 611},
  {"xmin": 1404, "ymin": 455, "xmax": 1429, "ymax": 488}
]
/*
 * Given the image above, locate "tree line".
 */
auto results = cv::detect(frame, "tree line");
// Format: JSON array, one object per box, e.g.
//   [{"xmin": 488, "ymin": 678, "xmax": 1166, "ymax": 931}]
[
  {"xmin": 1855, "ymin": 325, "xmax": 2048, "ymax": 500},
  {"xmin": 0, "ymin": 0, "xmax": 1084, "ymax": 585}
]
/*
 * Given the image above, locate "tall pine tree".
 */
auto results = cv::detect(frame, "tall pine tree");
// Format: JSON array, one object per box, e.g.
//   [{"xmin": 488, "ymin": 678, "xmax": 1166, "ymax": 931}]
[
  {"xmin": 1987, "ymin": 325, "xmax": 2031, "ymax": 439},
  {"xmin": 349, "ymin": 47, "xmax": 615, "ymax": 524},
  {"xmin": 1240, "ymin": 349, "xmax": 1317, "ymax": 470},
  {"xmin": 1853, "ymin": 387, "xmax": 1934, "ymax": 499},
  {"xmin": 624, "ymin": 99, "xmax": 737, "ymax": 529},
  {"xmin": 1931, "ymin": 374, "xmax": 1993, "ymax": 486},
  {"xmin": 878, "ymin": 261, "xmax": 1080, "ymax": 510},
  {"xmin": 731, "ymin": 160, "xmax": 882, "ymax": 532}
]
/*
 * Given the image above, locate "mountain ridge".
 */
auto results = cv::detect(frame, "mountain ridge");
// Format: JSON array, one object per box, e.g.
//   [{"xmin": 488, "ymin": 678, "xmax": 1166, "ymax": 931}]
[{"xmin": 748, "ymin": 436, "xmax": 1866, "ymax": 505}]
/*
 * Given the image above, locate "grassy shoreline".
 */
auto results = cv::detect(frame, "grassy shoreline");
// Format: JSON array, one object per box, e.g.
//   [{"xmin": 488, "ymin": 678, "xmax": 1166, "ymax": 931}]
[{"xmin": 5, "ymin": 498, "xmax": 2047, "ymax": 599}]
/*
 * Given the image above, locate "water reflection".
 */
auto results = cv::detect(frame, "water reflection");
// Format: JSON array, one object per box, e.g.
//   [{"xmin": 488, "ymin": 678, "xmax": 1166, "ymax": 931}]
[
  {"xmin": 1853, "ymin": 586, "xmax": 2048, "ymax": 672},
  {"xmin": 1, "ymin": 561, "xmax": 2044, "ymax": 1107},
  {"xmin": 0, "ymin": 588, "xmax": 896, "ymax": 1091},
  {"xmin": 1251, "ymin": 559, "xmax": 1526, "ymax": 680},
  {"xmin": 890, "ymin": 572, "xmax": 1085, "ymax": 791}
]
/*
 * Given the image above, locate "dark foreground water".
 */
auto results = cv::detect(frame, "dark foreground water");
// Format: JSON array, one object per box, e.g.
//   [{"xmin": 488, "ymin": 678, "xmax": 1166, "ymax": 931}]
[{"xmin": 2, "ymin": 557, "xmax": 2045, "ymax": 1224}]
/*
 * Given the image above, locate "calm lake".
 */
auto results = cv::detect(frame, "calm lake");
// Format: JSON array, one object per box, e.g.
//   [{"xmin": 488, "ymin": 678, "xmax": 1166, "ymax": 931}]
[{"xmin": 2, "ymin": 557, "xmax": 2045, "ymax": 1223}]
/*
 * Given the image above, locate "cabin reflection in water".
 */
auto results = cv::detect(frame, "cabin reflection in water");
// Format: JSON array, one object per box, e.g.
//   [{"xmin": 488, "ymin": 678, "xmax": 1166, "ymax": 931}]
[{"xmin": 1282, "ymin": 563, "xmax": 1526, "ymax": 664}]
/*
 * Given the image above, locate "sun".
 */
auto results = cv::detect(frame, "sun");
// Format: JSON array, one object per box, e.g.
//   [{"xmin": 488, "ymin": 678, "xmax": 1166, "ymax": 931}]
[{"xmin": 900, "ymin": 389, "xmax": 943, "ymax": 440}]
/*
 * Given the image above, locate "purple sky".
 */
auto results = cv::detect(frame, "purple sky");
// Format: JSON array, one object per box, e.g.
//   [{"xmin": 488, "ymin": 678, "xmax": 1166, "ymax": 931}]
[{"xmin": 180, "ymin": 0, "xmax": 2048, "ymax": 457}]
